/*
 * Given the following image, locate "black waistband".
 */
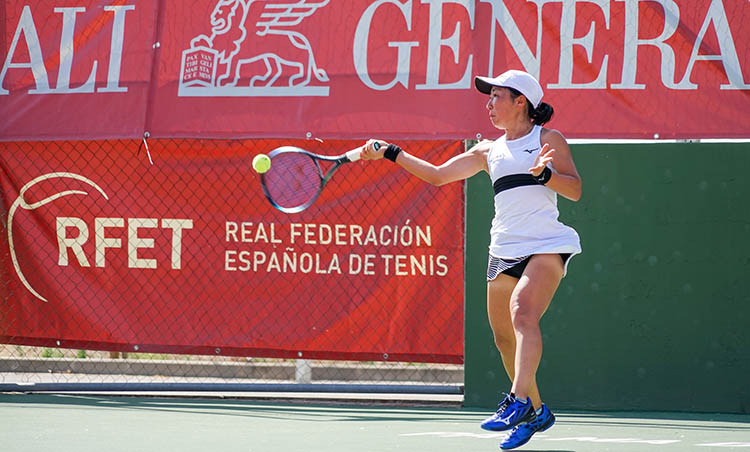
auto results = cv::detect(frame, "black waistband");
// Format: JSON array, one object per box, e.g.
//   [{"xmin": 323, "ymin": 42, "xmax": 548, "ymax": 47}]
[{"xmin": 492, "ymin": 173, "xmax": 539, "ymax": 195}]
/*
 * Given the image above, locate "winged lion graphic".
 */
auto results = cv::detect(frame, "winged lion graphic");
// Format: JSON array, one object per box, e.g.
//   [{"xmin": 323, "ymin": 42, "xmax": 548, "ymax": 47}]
[{"xmin": 187, "ymin": 0, "xmax": 330, "ymax": 89}]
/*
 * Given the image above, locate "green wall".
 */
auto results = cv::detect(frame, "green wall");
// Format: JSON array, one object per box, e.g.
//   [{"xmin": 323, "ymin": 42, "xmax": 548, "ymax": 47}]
[{"xmin": 464, "ymin": 142, "xmax": 750, "ymax": 414}]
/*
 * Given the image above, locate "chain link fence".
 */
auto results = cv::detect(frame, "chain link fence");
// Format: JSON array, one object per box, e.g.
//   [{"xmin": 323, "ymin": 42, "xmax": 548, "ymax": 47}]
[{"xmin": 1, "ymin": 138, "xmax": 466, "ymax": 395}]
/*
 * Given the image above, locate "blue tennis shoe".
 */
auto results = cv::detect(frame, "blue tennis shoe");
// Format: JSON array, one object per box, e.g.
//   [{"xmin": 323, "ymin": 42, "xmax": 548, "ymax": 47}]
[
  {"xmin": 499, "ymin": 403, "xmax": 556, "ymax": 450},
  {"xmin": 479, "ymin": 393, "xmax": 536, "ymax": 432}
]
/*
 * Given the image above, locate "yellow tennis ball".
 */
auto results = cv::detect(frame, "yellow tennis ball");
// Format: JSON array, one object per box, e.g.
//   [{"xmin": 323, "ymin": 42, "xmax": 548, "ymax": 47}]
[{"xmin": 253, "ymin": 154, "xmax": 271, "ymax": 174}]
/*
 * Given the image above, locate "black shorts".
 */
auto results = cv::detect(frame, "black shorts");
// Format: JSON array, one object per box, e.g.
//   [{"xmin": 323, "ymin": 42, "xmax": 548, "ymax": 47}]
[{"xmin": 487, "ymin": 253, "xmax": 572, "ymax": 280}]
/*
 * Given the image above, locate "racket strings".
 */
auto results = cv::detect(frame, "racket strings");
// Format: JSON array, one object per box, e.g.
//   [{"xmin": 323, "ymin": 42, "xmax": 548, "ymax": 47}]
[{"xmin": 264, "ymin": 152, "xmax": 322, "ymax": 210}]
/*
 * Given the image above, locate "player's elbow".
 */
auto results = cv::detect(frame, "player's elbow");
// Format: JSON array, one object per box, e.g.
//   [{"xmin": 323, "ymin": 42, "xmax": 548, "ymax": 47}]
[
  {"xmin": 568, "ymin": 181, "xmax": 582, "ymax": 201},
  {"xmin": 428, "ymin": 162, "xmax": 466, "ymax": 186},
  {"xmin": 431, "ymin": 177, "xmax": 450, "ymax": 187},
  {"xmin": 429, "ymin": 173, "xmax": 457, "ymax": 187},
  {"xmin": 421, "ymin": 167, "xmax": 450, "ymax": 186}
]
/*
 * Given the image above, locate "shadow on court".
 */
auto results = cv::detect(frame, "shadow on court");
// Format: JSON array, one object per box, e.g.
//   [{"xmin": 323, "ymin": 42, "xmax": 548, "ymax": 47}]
[
  {"xmin": 1, "ymin": 394, "xmax": 748, "ymax": 452},
  {"xmin": 2, "ymin": 393, "xmax": 483, "ymax": 422}
]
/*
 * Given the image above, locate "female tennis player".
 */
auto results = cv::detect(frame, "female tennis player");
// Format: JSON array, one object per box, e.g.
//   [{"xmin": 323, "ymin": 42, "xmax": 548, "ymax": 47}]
[{"xmin": 361, "ymin": 70, "xmax": 581, "ymax": 450}]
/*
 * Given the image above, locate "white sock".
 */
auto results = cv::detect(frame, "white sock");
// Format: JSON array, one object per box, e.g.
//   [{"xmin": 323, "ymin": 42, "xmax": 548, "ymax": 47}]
[{"xmin": 536, "ymin": 407, "xmax": 544, "ymax": 415}]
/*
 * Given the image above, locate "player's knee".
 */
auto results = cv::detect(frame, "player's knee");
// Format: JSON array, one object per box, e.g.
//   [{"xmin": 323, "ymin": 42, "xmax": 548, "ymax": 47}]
[{"xmin": 510, "ymin": 303, "xmax": 539, "ymax": 332}]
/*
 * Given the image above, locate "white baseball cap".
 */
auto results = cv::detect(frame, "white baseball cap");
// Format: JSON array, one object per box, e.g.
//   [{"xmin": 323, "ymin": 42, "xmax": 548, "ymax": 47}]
[{"xmin": 474, "ymin": 70, "xmax": 544, "ymax": 108}]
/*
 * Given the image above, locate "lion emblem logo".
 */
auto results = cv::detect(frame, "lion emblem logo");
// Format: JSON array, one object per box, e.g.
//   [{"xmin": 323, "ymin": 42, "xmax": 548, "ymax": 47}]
[{"xmin": 179, "ymin": 0, "xmax": 330, "ymax": 97}]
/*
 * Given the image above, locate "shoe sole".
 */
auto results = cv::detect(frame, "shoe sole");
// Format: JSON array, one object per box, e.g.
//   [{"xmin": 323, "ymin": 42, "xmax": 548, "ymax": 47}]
[
  {"xmin": 499, "ymin": 416, "xmax": 555, "ymax": 450},
  {"xmin": 500, "ymin": 414, "xmax": 556, "ymax": 450}
]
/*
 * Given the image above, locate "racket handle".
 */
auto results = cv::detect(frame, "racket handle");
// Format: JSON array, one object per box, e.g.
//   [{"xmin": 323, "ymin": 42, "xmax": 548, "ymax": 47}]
[
  {"xmin": 346, "ymin": 148, "xmax": 361, "ymax": 162},
  {"xmin": 347, "ymin": 142, "xmax": 380, "ymax": 162}
]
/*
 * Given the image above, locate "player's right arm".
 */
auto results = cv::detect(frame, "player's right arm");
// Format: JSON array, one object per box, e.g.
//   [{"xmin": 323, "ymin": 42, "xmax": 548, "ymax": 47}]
[{"xmin": 361, "ymin": 139, "xmax": 491, "ymax": 186}]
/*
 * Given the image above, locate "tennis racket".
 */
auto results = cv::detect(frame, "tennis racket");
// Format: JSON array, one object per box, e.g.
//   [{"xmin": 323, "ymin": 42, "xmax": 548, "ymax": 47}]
[{"xmin": 260, "ymin": 142, "xmax": 380, "ymax": 213}]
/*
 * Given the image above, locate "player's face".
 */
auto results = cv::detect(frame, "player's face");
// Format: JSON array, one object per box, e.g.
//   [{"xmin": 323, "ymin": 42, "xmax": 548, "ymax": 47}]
[{"xmin": 486, "ymin": 87, "xmax": 515, "ymax": 129}]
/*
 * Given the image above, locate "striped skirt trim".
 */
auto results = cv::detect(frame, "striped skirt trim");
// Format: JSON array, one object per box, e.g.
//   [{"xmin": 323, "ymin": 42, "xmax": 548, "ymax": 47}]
[{"xmin": 487, "ymin": 255, "xmax": 529, "ymax": 281}]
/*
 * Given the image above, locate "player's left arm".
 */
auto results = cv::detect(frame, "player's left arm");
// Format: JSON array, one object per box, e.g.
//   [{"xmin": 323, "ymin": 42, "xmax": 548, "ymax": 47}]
[{"xmin": 530, "ymin": 128, "xmax": 582, "ymax": 201}]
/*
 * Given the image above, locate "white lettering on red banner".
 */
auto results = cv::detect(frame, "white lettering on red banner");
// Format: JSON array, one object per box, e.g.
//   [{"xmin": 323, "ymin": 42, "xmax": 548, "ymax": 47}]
[{"xmin": 1, "ymin": 1, "xmax": 748, "ymax": 139}]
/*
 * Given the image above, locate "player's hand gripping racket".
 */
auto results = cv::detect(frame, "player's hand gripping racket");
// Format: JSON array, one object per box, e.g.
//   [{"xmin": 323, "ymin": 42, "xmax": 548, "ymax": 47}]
[{"xmin": 260, "ymin": 142, "xmax": 380, "ymax": 213}]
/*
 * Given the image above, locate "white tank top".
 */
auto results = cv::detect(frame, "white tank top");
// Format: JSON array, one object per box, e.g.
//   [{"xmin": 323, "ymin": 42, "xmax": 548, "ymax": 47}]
[{"xmin": 487, "ymin": 125, "xmax": 581, "ymax": 262}]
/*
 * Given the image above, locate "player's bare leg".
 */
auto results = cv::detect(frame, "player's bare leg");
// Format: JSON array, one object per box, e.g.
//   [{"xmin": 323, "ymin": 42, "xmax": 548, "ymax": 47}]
[
  {"xmin": 509, "ymin": 254, "xmax": 563, "ymax": 400},
  {"xmin": 487, "ymin": 275, "xmax": 543, "ymax": 409}
]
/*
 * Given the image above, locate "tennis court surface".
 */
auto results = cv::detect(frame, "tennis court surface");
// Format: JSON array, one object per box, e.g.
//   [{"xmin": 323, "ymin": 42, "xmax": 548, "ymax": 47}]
[{"xmin": 2, "ymin": 394, "xmax": 749, "ymax": 451}]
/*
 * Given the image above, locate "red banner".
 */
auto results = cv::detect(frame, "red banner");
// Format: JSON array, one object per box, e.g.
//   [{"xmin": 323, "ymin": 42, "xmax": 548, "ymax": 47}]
[
  {"xmin": 1, "ymin": 0, "xmax": 749, "ymax": 140},
  {"xmin": 0, "ymin": 140, "xmax": 465, "ymax": 363}
]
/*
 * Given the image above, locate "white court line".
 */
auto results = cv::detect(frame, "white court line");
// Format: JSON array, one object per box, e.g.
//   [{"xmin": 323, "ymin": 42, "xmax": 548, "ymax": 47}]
[
  {"xmin": 399, "ymin": 432, "xmax": 750, "ymax": 448},
  {"xmin": 400, "ymin": 432, "xmax": 504, "ymax": 439},
  {"xmin": 542, "ymin": 436, "xmax": 679, "ymax": 445},
  {"xmin": 399, "ymin": 432, "xmax": 679, "ymax": 444}
]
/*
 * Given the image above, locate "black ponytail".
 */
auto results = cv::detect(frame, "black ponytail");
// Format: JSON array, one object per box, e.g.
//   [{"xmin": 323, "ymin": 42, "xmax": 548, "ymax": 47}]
[{"xmin": 530, "ymin": 102, "xmax": 554, "ymax": 125}]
